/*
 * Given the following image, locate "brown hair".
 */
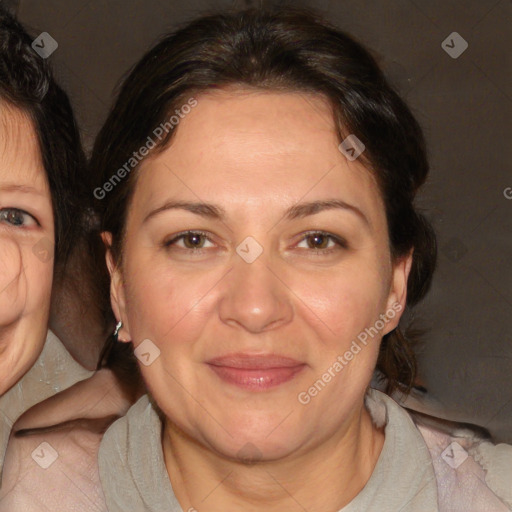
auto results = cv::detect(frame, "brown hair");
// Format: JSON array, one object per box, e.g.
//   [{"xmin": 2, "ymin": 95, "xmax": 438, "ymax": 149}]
[{"xmin": 92, "ymin": 6, "xmax": 437, "ymax": 395}]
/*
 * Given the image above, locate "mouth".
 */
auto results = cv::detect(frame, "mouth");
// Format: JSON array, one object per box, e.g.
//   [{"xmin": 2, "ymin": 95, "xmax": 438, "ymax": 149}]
[{"xmin": 206, "ymin": 353, "xmax": 306, "ymax": 391}]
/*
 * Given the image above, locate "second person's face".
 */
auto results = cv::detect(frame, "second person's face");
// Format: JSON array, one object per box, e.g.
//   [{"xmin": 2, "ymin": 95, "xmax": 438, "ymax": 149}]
[{"xmin": 109, "ymin": 89, "xmax": 411, "ymax": 462}]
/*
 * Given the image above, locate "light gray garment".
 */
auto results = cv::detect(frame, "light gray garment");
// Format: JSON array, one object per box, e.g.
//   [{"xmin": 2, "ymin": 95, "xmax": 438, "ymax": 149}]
[
  {"xmin": 0, "ymin": 330, "xmax": 92, "ymax": 481},
  {"xmin": 98, "ymin": 388, "xmax": 439, "ymax": 512}
]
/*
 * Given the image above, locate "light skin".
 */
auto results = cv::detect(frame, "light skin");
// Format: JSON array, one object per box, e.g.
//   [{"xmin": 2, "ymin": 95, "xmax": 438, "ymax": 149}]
[
  {"xmin": 106, "ymin": 89, "xmax": 413, "ymax": 511},
  {"xmin": 0, "ymin": 104, "xmax": 55, "ymax": 396}
]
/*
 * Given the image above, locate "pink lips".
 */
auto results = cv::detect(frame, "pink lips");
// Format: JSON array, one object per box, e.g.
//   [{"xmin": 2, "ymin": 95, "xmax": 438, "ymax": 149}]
[{"xmin": 206, "ymin": 354, "xmax": 306, "ymax": 391}]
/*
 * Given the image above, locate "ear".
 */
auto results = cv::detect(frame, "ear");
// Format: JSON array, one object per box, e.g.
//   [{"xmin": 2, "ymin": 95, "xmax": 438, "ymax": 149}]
[
  {"xmin": 382, "ymin": 248, "xmax": 414, "ymax": 336},
  {"xmin": 101, "ymin": 232, "xmax": 131, "ymax": 343}
]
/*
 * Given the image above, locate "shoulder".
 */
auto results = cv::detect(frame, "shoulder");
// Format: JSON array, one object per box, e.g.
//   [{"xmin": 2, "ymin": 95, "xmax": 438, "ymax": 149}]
[
  {"xmin": 409, "ymin": 410, "xmax": 512, "ymax": 511},
  {"xmin": 13, "ymin": 368, "xmax": 136, "ymax": 432},
  {"xmin": 0, "ymin": 330, "xmax": 93, "ymax": 431},
  {"xmin": 0, "ymin": 416, "xmax": 114, "ymax": 511},
  {"xmin": 0, "ymin": 368, "xmax": 139, "ymax": 511},
  {"xmin": 467, "ymin": 439, "xmax": 512, "ymax": 508}
]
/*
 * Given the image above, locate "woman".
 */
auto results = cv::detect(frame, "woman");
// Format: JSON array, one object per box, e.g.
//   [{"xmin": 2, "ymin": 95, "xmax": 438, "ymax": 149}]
[
  {"xmin": 0, "ymin": 5, "xmax": 135, "ymax": 499},
  {"xmin": 89, "ymin": 7, "xmax": 511, "ymax": 511},
  {"xmin": 0, "ymin": 3, "xmax": 95, "ymax": 471}
]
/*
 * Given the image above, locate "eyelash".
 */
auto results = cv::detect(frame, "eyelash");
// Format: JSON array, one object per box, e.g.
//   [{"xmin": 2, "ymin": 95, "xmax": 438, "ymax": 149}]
[
  {"xmin": 0, "ymin": 208, "xmax": 39, "ymax": 228},
  {"xmin": 163, "ymin": 230, "xmax": 348, "ymax": 256}
]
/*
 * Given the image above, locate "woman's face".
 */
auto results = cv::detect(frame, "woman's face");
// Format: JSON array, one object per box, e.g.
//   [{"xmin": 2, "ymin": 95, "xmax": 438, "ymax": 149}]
[
  {"xmin": 110, "ymin": 89, "xmax": 411, "ymax": 461},
  {"xmin": 0, "ymin": 106, "xmax": 54, "ymax": 395}
]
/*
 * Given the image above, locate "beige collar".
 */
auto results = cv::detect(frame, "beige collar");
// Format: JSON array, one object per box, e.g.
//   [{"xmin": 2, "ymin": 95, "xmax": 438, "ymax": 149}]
[{"xmin": 98, "ymin": 388, "xmax": 439, "ymax": 511}]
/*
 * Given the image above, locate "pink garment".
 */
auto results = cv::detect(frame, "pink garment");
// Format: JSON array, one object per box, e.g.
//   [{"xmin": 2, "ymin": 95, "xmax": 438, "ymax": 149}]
[{"xmin": 413, "ymin": 414, "xmax": 512, "ymax": 511}]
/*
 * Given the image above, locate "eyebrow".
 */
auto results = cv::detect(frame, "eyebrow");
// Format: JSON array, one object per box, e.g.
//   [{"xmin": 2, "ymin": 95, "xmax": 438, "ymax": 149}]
[
  {"xmin": 144, "ymin": 199, "xmax": 370, "ymax": 228},
  {"xmin": 284, "ymin": 199, "xmax": 370, "ymax": 228},
  {"xmin": 0, "ymin": 184, "xmax": 46, "ymax": 196}
]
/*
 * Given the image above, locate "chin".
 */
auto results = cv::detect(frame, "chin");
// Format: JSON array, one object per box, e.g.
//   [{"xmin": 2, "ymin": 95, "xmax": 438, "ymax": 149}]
[
  {"xmin": 211, "ymin": 432, "xmax": 298, "ymax": 464},
  {"xmin": 197, "ymin": 411, "xmax": 304, "ymax": 463}
]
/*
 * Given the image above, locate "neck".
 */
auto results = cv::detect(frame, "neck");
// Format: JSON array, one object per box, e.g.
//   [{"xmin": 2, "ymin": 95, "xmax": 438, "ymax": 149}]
[{"xmin": 162, "ymin": 403, "xmax": 385, "ymax": 512}]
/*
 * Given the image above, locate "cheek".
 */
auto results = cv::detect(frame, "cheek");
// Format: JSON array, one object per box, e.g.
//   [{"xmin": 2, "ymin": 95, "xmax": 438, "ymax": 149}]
[
  {"xmin": 123, "ymin": 254, "xmax": 224, "ymax": 346},
  {"xmin": 0, "ymin": 236, "xmax": 53, "ymax": 325},
  {"xmin": 0, "ymin": 236, "xmax": 24, "ymax": 325},
  {"xmin": 123, "ymin": 241, "xmax": 390, "ymax": 344},
  {"xmin": 23, "ymin": 242, "xmax": 54, "ymax": 311},
  {"xmin": 0, "ymin": 238, "xmax": 52, "ymax": 394},
  {"xmin": 289, "ymin": 257, "xmax": 388, "ymax": 344}
]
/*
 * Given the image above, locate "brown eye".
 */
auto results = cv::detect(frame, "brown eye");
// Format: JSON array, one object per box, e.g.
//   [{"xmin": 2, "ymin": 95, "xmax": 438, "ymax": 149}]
[
  {"xmin": 182, "ymin": 232, "xmax": 207, "ymax": 249},
  {"xmin": 164, "ymin": 231, "xmax": 214, "ymax": 251},
  {"xmin": 296, "ymin": 231, "xmax": 347, "ymax": 252},
  {"xmin": 306, "ymin": 233, "xmax": 330, "ymax": 249}
]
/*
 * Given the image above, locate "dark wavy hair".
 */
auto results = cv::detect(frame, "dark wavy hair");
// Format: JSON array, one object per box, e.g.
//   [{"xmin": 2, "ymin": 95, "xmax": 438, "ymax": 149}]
[
  {"xmin": 0, "ymin": 4, "xmax": 87, "ymax": 267},
  {"xmin": 92, "ymin": 6, "xmax": 437, "ymax": 396}
]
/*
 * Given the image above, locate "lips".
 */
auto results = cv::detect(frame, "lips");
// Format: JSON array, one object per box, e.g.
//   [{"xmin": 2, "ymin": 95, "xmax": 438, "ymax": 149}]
[{"xmin": 206, "ymin": 353, "xmax": 306, "ymax": 391}]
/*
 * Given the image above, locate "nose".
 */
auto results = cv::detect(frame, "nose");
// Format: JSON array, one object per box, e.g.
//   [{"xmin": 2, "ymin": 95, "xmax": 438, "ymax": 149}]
[{"xmin": 218, "ymin": 252, "xmax": 293, "ymax": 334}]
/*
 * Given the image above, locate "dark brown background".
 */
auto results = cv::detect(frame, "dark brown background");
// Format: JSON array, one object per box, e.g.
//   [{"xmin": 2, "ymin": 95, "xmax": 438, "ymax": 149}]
[{"xmin": 10, "ymin": 0, "xmax": 512, "ymax": 442}]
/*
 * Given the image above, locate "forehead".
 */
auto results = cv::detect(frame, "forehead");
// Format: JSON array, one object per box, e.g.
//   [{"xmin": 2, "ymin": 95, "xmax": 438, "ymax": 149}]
[
  {"xmin": 0, "ymin": 103, "xmax": 47, "ymax": 189},
  {"xmin": 158, "ymin": 88, "xmax": 345, "ymax": 171},
  {"xmin": 135, "ymin": 89, "xmax": 384, "ymax": 223}
]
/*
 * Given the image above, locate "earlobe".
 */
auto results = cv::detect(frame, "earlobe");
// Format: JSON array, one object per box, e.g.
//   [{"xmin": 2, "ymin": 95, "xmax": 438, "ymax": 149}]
[
  {"xmin": 109, "ymin": 270, "xmax": 132, "ymax": 343},
  {"xmin": 101, "ymin": 231, "xmax": 132, "ymax": 343}
]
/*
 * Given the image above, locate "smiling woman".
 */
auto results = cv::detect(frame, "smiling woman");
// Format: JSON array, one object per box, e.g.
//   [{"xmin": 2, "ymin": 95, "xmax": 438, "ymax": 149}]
[
  {"xmin": 0, "ymin": 7, "xmax": 145, "ymax": 509},
  {"xmin": 0, "ymin": 7, "xmax": 94, "ymax": 386},
  {"xmin": 0, "ymin": 3, "xmax": 95, "ymax": 484},
  {"xmin": 83, "ymin": 6, "xmax": 512, "ymax": 512}
]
